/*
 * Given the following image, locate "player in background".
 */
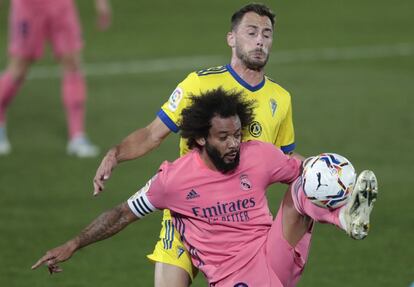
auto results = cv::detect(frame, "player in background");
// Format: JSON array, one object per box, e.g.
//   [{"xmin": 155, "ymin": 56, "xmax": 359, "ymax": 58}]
[
  {"xmin": 32, "ymin": 89, "xmax": 378, "ymax": 286},
  {"xmin": 0, "ymin": 0, "xmax": 111, "ymax": 157},
  {"xmin": 93, "ymin": 4, "xmax": 304, "ymax": 286}
]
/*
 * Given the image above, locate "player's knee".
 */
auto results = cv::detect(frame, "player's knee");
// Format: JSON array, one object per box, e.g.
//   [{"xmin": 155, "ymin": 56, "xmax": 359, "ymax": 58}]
[
  {"xmin": 7, "ymin": 57, "xmax": 32, "ymax": 81},
  {"xmin": 60, "ymin": 53, "xmax": 82, "ymax": 73}
]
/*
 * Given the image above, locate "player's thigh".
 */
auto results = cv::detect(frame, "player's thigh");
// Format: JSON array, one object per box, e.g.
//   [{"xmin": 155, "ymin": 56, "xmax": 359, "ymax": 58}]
[
  {"xmin": 266, "ymin": 195, "xmax": 313, "ymax": 287},
  {"xmin": 215, "ymin": 249, "xmax": 283, "ymax": 287},
  {"xmin": 49, "ymin": 0, "xmax": 83, "ymax": 58},
  {"xmin": 8, "ymin": 1, "xmax": 47, "ymax": 60},
  {"xmin": 281, "ymin": 187, "xmax": 313, "ymax": 246},
  {"xmin": 154, "ymin": 262, "xmax": 191, "ymax": 287}
]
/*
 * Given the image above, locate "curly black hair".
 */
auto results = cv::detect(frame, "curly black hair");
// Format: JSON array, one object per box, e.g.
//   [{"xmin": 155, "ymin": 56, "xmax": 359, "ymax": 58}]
[{"xmin": 179, "ymin": 87, "xmax": 255, "ymax": 150}]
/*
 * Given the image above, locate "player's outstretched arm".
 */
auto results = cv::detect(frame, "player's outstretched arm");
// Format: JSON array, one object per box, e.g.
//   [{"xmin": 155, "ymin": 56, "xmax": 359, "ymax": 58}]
[
  {"xmin": 94, "ymin": 0, "xmax": 111, "ymax": 30},
  {"xmin": 31, "ymin": 202, "xmax": 137, "ymax": 273},
  {"xmin": 93, "ymin": 117, "xmax": 171, "ymax": 195}
]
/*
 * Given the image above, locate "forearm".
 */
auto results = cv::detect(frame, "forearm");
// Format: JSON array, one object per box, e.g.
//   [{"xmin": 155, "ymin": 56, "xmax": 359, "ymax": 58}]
[
  {"xmin": 72, "ymin": 203, "xmax": 137, "ymax": 250},
  {"xmin": 113, "ymin": 118, "xmax": 171, "ymax": 163},
  {"xmin": 93, "ymin": 118, "xmax": 170, "ymax": 194}
]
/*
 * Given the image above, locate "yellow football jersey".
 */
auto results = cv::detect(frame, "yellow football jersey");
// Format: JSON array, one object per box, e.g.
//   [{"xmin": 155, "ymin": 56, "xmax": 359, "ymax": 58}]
[{"xmin": 158, "ymin": 65, "xmax": 295, "ymax": 156}]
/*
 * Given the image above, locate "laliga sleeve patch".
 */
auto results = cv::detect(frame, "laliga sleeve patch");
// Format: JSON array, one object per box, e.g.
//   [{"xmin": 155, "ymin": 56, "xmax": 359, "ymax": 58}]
[{"xmin": 167, "ymin": 87, "xmax": 184, "ymax": 112}]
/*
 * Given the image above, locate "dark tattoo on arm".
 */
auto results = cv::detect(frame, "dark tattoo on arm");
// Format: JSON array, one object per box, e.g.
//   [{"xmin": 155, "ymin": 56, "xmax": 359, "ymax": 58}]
[{"xmin": 75, "ymin": 203, "xmax": 137, "ymax": 249}]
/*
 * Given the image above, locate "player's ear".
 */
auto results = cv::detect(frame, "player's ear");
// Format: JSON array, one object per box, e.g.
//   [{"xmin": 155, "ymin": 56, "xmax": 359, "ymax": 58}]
[
  {"xmin": 227, "ymin": 32, "xmax": 235, "ymax": 48},
  {"xmin": 196, "ymin": 137, "xmax": 206, "ymax": 147}
]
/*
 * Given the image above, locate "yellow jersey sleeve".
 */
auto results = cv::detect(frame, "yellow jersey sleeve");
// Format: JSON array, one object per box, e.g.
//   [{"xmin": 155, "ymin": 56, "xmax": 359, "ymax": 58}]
[
  {"xmin": 275, "ymin": 94, "xmax": 295, "ymax": 153},
  {"xmin": 157, "ymin": 72, "xmax": 200, "ymax": 133}
]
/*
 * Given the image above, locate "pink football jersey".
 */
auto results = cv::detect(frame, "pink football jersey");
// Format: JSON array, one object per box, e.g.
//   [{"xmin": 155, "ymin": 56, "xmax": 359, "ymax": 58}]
[{"xmin": 128, "ymin": 141, "xmax": 302, "ymax": 284}]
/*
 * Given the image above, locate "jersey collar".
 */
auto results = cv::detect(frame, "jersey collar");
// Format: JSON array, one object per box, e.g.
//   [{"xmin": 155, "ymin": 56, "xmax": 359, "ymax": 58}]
[{"xmin": 226, "ymin": 64, "xmax": 265, "ymax": 92}]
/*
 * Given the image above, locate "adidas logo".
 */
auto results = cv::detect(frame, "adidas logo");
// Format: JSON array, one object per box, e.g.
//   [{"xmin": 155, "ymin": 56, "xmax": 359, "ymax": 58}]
[{"xmin": 186, "ymin": 189, "xmax": 200, "ymax": 200}]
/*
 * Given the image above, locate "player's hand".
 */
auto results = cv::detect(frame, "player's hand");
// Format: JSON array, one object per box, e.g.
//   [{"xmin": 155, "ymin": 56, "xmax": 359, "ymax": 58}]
[
  {"xmin": 95, "ymin": 0, "xmax": 111, "ymax": 31},
  {"xmin": 93, "ymin": 148, "xmax": 118, "ymax": 196},
  {"xmin": 31, "ymin": 241, "xmax": 77, "ymax": 274}
]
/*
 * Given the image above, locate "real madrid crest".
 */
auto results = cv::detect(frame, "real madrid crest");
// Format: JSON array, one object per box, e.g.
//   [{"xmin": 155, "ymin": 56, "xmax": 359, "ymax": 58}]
[{"xmin": 240, "ymin": 174, "xmax": 252, "ymax": 191}]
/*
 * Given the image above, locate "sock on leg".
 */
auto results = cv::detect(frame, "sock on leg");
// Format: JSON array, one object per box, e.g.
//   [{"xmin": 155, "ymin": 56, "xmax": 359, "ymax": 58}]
[
  {"xmin": 290, "ymin": 177, "xmax": 344, "ymax": 230},
  {"xmin": 62, "ymin": 71, "xmax": 86, "ymax": 139},
  {"xmin": 0, "ymin": 72, "xmax": 22, "ymax": 124}
]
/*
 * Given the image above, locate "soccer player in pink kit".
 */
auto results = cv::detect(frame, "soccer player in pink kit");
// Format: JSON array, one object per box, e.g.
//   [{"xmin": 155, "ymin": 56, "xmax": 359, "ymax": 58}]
[
  {"xmin": 0, "ymin": 0, "xmax": 111, "ymax": 157},
  {"xmin": 32, "ymin": 89, "xmax": 378, "ymax": 286}
]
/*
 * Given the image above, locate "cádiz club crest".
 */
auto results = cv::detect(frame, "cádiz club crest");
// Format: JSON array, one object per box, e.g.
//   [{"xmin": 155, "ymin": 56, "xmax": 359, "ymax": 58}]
[
  {"xmin": 249, "ymin": 121, "xmax": 262, "ymax": 138},
  {"xmin": 269, "ymin": 98, "xmax": 277, "ymax": 117}
]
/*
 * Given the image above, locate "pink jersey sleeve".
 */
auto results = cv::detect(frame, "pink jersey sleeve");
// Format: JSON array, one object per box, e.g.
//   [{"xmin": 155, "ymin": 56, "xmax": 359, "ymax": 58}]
[
  {"xmin": 260, "ymin": 142, "xmax": 302, "ymax": 184},
  {"xmin": 127, "ymin": 162, "xmax": 170, "ymax": 218},
  {"xmin": 145, "ymin": 164, "xmax": 170, "ymax": 209}
]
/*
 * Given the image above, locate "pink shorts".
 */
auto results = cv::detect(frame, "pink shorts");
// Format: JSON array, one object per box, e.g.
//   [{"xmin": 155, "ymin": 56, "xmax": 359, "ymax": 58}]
[
  {"xmin": 8, "ymin": 0, "xmax": 82, "ymax": 60},
  {"xmin": 212, "ymin": 202, "xmax": 313, "ymax": 287},
  {"xmin": 211, "ymin": 246, "xmax": 283, "ymax": 287}
]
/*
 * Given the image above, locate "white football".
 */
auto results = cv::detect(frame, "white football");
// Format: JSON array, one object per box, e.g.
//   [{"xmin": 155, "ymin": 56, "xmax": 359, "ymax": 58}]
[{"xmin": 302, "ymin": 153, "xmax": 356, "ymax": 209}]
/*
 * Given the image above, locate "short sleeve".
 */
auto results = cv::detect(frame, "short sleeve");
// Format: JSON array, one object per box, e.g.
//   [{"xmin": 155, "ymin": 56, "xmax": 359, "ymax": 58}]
[
  {"xmin": 261, "ymin": 142, "xmax": 302, "ymax": 184},
  {"xmin": 158, "ymin": 72, "xmax": 201, "ymax": 133},
  {"xmin": 275, "ymin": 94, "xmax": 296, "ymax": 154},
  {"xmin": 127, "ymin": 163, "xmax": 170, "ymax": 218}
]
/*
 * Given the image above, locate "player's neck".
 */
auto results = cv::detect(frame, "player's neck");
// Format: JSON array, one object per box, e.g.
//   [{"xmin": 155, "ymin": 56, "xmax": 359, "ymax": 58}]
[
  {"xmin": 199, "ymin": 150, "xmax": 219, "ymax": 172},
  {"xmin": 229, "ymin": 61, "xmax": 265, "ymax": 87}
]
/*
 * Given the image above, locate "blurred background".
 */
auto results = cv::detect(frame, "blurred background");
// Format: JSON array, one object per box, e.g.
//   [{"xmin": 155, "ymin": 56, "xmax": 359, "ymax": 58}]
[{"xmin": 0, "ymin": 0, "xmax": 413, "ymax": 286}]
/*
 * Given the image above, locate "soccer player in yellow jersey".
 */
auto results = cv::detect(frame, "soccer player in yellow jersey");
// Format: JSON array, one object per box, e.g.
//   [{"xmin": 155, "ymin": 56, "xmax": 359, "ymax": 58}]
[
  {"xmin": 93, "ymin": 3, "xmax": 310, "ymax": 287},
  {"xmin": 159, "ymin": 64, "xmax": 295, "ymax": 156}
]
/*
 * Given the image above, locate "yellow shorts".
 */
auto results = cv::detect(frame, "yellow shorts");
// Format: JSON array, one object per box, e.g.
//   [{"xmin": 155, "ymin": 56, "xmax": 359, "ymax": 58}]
[{"xmin": 147, "ymin": 209, "xmax": 198, "ymax": 280}]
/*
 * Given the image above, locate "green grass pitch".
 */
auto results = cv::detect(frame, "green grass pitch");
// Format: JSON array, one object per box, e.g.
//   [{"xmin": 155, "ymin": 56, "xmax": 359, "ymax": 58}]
[{"xmin": 0, "ymin": 0, "xmax": 413, "ymax": 286}]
